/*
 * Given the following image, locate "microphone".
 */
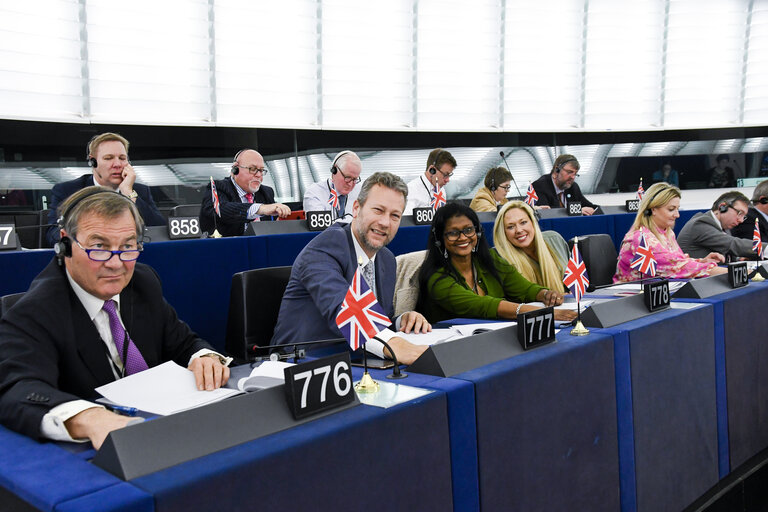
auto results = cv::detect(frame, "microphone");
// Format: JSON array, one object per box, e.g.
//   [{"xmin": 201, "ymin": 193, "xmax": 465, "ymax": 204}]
[
  {"xmin": 374, "ymin": 336, "xmax": 407, "ymax": 380},
  {"xmin": 251, "ymin": 338, "xmax": 346, "ymax": 363},
  {"xmin": 499, "ymin": 151, "xmax": 523, "ymax": 199}
]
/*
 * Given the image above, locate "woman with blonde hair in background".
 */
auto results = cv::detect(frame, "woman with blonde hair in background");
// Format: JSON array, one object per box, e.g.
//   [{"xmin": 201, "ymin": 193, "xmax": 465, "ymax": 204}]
[{"xmin": 493, "ymin": 200, "xmax": 569, "ymax": 292}]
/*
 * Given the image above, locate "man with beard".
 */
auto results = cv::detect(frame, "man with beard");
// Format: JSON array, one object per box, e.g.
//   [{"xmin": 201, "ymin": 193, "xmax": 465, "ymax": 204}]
[
  {"xmin": 531, "ymin": 154, "xmax": 597, "ymax": 215},
  {"xmin": 271, "ymin": 172, "xmax": 431, "ymax": 364}
]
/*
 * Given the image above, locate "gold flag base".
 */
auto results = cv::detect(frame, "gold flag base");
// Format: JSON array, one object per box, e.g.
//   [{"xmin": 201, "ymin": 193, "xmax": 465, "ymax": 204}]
[
  {"xmin": 752, "ymin": 273, "xmax": 765, "ymax": 282},
  {"xmin": 570, "ymin": 320, "xmax": 590, "ymax": 336},
  {"xmin": 211, "ymin": 229, "xmax": 223, "ymax": 239},
  {"xmin": 354, "ymin": 372, "xmax": 380, "ymax": 394}
]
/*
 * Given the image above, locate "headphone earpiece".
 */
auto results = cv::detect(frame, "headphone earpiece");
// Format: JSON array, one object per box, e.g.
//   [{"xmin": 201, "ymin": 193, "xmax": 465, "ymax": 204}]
[
  {"xmin": 231, "ymin": 165, "xmax": 239, "ymax": 175},
  {"xmin": 490, "ymin": 170, "xmax": 496, "ymax": 191},
  {"xmin": 89, "ymin": 157, "xmax": 97, "ymax": 168},
  {"xmin": 757, "ymin": 196, "xmax": 768, "ymax": 205},
  {"xmin": 719, "ymin": 202, "xmax": 730, "ymax": 214},
  {"xmin": 644, "ymin": 208, "xmax": 653, "ymax": 217},
  {"xmin": 330, "ymin": 150, "xmax": 353, "ymax": 175},
  {"xmin": 429, "ymin": 167, "xmax": 437, "ymax": 175},
  {"xmin": 54, "ymin": 236, "xmax": 72, "ymax": 259}
]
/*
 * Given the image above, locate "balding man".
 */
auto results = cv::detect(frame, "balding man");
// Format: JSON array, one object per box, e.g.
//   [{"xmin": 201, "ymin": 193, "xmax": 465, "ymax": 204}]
[
  {"xmin": 303, "ymin": 150, "xmax": 362, "ymax": 223},
  {"xmin": 200, "ymin": 149, "xmax": 291, "ymax": 237}
]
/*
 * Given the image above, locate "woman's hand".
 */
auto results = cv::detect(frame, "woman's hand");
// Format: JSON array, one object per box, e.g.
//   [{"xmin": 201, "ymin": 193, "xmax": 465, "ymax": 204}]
[
  {"xmin": 554, "ymin": 308, "xmax": 577, "ymax": 322},
  {"xmin": 535, "ymin": 288, "xmax": 565, "ymax": 307},
  {"xmin": 699, "ymin": 252, "xmax": 725, "ymax": 264}
]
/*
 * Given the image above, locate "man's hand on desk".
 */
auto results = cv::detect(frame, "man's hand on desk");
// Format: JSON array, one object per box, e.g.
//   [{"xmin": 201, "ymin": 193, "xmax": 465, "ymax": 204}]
[
  {"xmin": 258, "ymin": 203, "xmax": 292, "ymax": 218},
  {"xmin": 188, "ymin": 355, "xmax": 230, "ymax": 391},
  {"xmin": 581, "ymin": 207, "xmax": 595, "ymax": 216},
  {"xmin": 384, "ymin": 337, "xmax": 428, "ymax": 366},
  {"xmin": 399, "ymin": 311, "xmax": 432, "ymax": 334},
  {"xmin": 64, "ymin": 407, "xmax": 137, "ymax": 450}
]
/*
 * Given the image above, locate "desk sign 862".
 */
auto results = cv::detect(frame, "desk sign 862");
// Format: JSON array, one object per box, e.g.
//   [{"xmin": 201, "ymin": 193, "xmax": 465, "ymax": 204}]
[{"xmin": 283, "ymin": 352, "xmax": 355, "ymax": 420}]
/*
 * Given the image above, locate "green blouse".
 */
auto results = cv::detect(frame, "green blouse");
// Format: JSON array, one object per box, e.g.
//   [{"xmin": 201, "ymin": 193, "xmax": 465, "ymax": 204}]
[{"xmin": 421, "ymin": 250, "xmax": 546, "ymax": 323}]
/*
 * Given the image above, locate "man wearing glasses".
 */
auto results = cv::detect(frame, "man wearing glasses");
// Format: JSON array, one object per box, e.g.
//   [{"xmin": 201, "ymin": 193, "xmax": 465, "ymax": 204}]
[
  {"xmin": 200, "ymin": 149, "xmax": 291, "ymax": 237},
  {"xmin": 531, "ymin": 154, "xmax": 597, "ymax": 215},
  {"xmin": 678, "ymin": 190, "xmax": 765, "ymax": 259},
  {"xmin": 303, "ymin": 150, "xmax": 362, "ymax": 223},
  {"xmin": 0, "ymin": 187, "xmax": 230, "ymax": 449},
  {"xmin": 404, "ymin": 148, "xmax": 457, "ymax": 215}
]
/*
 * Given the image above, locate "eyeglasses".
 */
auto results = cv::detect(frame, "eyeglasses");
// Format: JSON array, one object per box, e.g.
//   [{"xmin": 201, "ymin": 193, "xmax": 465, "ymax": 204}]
[
  {"xmin": 337, "ymin": 167, "xmax": 361, "ymax": 184},
  {"xmin": 73, "ymin": 237, "xmax": 142, "ymax": 262},
  {"xmin": 498, "ymin": 184, "xmax": 512, "ymax": 191},
  {"xmin": 436, "ymin": 168, "xmax": 454, "ymax": 178},
  {"xmin": 444, "ymin": 226, "xmax": 477, "ymax": 241},
  {"xmin": 236, "ymin": 165, "xmax": 269, "ymax": 175},
  {"xmin": 728, "ymin": 204, "xmax": 747, "ymax": 220}
]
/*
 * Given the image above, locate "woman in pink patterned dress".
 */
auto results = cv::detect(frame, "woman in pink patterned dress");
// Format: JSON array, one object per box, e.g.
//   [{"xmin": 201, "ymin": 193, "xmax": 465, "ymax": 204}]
[{"xmin": 614, "ymin": 182, "xmax": 727, "ymax": 282}]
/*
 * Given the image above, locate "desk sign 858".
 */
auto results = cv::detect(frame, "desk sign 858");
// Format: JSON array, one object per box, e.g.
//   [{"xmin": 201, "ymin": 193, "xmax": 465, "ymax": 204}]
[
  {"xmin": 517, "ymin": 306, "xmax": 556, "ymax": 350},
  {"xmin": 283, "ymin": 352, "xmax": 355, "ymax": 420},
  {"xmin": 167, "ymin": 217, "xmax": 201, "ymax": 240}
]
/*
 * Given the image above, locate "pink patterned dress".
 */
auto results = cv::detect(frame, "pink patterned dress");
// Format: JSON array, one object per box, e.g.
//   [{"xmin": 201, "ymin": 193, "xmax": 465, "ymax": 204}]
[{"xmin": 614, "ymin": 226, "xmax": 715, "ymax": 282}]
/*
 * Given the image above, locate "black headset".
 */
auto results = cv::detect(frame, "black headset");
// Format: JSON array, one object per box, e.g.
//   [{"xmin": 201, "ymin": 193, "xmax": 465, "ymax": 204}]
[
  {"xmin": 54, "ymin": 188, "xmax": 145, "ymax": 260},
  {"xmin": 643, "ymin": 186, "xmax": 670, "ymax": 216},
  {"xmin": 231, "ymin": 148, "xmax": 258, "ymax": 175},
  {"xmin": 428, "ymin": 150, "xmax": 446, "ymax": 175},
  {"xmin": 554, "ymin": 158, "xmax": 578, "ymax": 174},
  {"xmin": 718, "ymin": 201, "xmax": 732, "ymax": 214},
  {"xmin": 489, "ymin": 169, "xmax": 497, "ymax": 191},
  {"xmin": 330, "ymin": 150, "xmax": 353, "ymax": 175},
  {"xmin": 754, "ymin": 196, "xmax": 768, "ymax": 205}
]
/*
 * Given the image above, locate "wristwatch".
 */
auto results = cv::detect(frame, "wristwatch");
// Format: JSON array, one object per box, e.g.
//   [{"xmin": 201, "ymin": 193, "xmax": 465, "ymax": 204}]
[{"xmin": 127, "ymin": 190, "xmax": 138, "ymax": 200}]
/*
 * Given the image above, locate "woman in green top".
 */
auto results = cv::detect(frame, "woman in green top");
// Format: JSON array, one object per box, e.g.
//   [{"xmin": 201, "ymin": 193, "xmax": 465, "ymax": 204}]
[{"xmin": 416, "ymin": 202, "xmax": 576, "ymax": 324}]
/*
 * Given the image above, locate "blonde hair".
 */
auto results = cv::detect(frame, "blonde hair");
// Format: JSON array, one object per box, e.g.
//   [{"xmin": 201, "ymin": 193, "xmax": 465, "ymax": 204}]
[
  {"xmin": 493, "ymin": 201, "xmax": 565, "ymax": 291},
  {"xmin": 631, "ymin": 182, "xmax": 681, "ymax": 242},
  {"xmin": 87, "ymin": 132, "xmax": 130, "ymax": 158}
]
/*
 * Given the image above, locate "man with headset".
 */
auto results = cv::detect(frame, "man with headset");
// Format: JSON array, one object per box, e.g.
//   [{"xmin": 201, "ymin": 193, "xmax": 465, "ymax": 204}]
[
  {"xmin": 404, "ymin": 148, "xmax": 457, "ymax": 215},
  {"xmin": 199, "ymin": 149, "xmax": 291, "ymax": 237},
  {"xmin": 731, "ymin": 179, "xmax": 768, "ymax": 245},
  {"xmin": 45, "ymin": 132, "xmax": 165, "ymax": 247},
  {"xmin": 678, "ymin": 190, "xmax": 766, "ymax": 259},
  {"xmin": 303, "ymin": 150, "xmax": 362, "ymax": 223},
  {"xmin": 0, "ymin": 187, "xmax": 231, "ymax": 449},
  {"xmin": 531, "ymin": 154, "xmax": 597, "ymax": 215}
]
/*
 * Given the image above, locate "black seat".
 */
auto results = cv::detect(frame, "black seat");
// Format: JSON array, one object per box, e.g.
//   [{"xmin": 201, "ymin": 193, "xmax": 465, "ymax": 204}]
[
  {"xmin": 0, "ymin": 292, "xmax": 24, "ymax": 322},
  {"xmin": 225, "ymin": 266, "xmax": 292, "ymax": 361},
  {"xmin": 171, "ymin": 204, "xmax": 201, "ymax": 217},
  {"xmin": 569, "ymin": 234, "xmax": 618, "ymax": 291}
]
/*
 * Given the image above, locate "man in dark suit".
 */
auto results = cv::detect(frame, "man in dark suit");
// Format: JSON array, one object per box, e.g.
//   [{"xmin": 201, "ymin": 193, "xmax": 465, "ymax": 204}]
[
  {"xmin": 45, "ymin": 132, "xmax": 165, "ymax": 247},
  {"xmin": 678, "ymin": 191, "xmax": 764, "ymax": 259},
  {"xmin": 199, "ymin": 149, "xmax": 291, "ymax": 237},
  {"xmin": 531, "ymin": 154, "xmax": 597, "ymax": 215},
  {"xmin": 0, "ymin": 187, "xmax": 230, "ymax": 449},
  {"xmin": 731, "ymin": 179, "xmax": 768, "ymax": 248},
  {"xmin": 271, "ymin": 172, "xmax": 431, "ymax": 365}
]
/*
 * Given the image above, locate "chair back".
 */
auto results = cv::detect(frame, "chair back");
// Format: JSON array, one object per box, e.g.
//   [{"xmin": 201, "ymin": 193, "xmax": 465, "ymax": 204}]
[
  {"xmin": 0, "ymin": 292, "xmax": 24, "ymax": 322},
  {"xmin": 170, "ymin": 204, "xmax": 201, "ymax": 217},
  {"xmin": 394, "ymin": 250, "xmax": 427, "ymax": 316},
  {"xmin": 225, "ymin": 266, "xmax": 292, "ymax": 361},
  {"xmin": 569, "ymin": 234, "xmax": 618, "ymax": 291}
]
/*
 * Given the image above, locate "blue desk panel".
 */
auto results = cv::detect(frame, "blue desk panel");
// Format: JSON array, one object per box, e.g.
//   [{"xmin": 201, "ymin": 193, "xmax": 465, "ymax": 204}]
[
  {"xmin": 603, "ymin": 304, "xmax": 718, "ymax": 512},
  {"xmin": 454, "ymin": 331, "xmax": 620, "ymax": 512},
  {"xmin": 131, "ymin": 390, "xmax": 453, "ymax": 512}
]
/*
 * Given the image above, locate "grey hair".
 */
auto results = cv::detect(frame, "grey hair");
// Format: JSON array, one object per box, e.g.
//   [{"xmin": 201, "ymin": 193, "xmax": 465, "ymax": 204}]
[
  {"xmin": 58, "ymin": 186, "xmax": 144, "ymax": 242},
  {"xmin": 752, "ymin": 179, "xmax": 768, "ymax": 203}
]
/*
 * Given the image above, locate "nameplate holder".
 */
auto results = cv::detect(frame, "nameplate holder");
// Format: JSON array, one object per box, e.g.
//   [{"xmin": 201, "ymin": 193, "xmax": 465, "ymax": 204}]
[
  {"xmin": 517, "ymin": 307, "xmax": 556, "ymax": 350},
  {"xmin": 407, "ymin": 325, "xmax": 530, "ymax": 377},
  {"xmin": 0, "ymin": 224, "xmax": 19, "ymax": 251},
  {"xmin": 283, "ymin": 352, "xmax": 355, "ymax": 420},
  {"xmin": 642, "ymin": 279, "xmax": 670, "ymax": 312},
  {"xmin": 306, "ymin": 211, "xmax": 333, "ymax": 231},
  {"xmin": 567, "ymin": 202, "xmax": 582, "ymax": 216},
  {"xmin": 625, "ymin": 199, "xmax": 640, "ymax": 213},
  {"xmin": 728, "ymin": 261, "xmax": 749, "ymax": 288},
  {"xmin": 412, "ymin": 207, "xmax": 435, "ymax": 226},
  {"xmin": 672, "ymin": 273, "xmax": 737, "ymax": 299},
  {"xmin": 93, "ymin": 384, "xmax": 359, "ymax": 480},
  {"xmin": 167, "ymin": 217, "xmax": 202, "ymax": 240},
  {"xmin": 581, "ymin": 292, "xmax": 664, "ymax": 328}
]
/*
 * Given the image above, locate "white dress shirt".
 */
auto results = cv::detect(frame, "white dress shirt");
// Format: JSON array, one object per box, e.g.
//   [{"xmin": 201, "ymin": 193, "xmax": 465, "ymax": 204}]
[
  {"xmin": 404, "ymin": 174, "xmax": 438, "ymax": 216},
  {"xmin": 303, "ymin": 178, "xmax": 360, "ymax": 224}
]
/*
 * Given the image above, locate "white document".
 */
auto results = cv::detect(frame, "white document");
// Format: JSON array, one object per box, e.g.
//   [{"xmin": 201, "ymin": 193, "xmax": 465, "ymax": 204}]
[
  {"xmin": 96, "ymin": 361, "xmax": 242, "ymax": 416},
  {"xmin": 394, "ymin": 328, "xmax": 460, "ymax": 346},
  {"xmin": 237, "ymin": 361, "xmax": 294, "ymax": 391},
  {"xmin": 449, "ymin": 321, "xmax": 516, "ymax": 338},
  {"xmin": 526, "ymin": 300, "xmax": 593, "ymax": 311}
]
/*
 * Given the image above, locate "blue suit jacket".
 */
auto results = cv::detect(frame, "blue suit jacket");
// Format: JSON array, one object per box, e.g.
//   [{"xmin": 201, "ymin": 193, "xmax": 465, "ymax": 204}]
[
  {"xmin": 270, "ymin": 223, "xmax": 396, "ymax": 347},
  {"xmin": 46, "ymin": 174, "xmax": 165, "ymax": 247}
]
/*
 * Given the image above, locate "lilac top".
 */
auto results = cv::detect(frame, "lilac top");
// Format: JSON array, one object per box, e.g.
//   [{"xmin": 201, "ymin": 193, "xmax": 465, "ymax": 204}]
[{"xmin": 614, "ymin": 226, "xmax": 715, "ymax": 282}]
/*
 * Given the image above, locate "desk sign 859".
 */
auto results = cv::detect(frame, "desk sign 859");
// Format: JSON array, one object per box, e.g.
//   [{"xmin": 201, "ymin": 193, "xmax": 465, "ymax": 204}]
[
  {"xmin": 306, "ymin": 211, "xmax": 333, "ymax": 231},
  {"xmin": 283, "ymin": 352, "xmax": 355, "ymax": 420},
  {"xmin": 728, "ymin": 261, "xmax": 749, "ymax": 288},
  {"xmin": 517, "ymin": 306, "xmax": 556, "ymax": 350},
  {"xmin": 643, "ymin": 279, "xmax": 670, "ymax": 312}
]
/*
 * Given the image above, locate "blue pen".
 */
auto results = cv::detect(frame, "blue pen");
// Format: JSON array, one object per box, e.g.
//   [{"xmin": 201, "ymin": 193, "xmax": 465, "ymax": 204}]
[{"xmin": 106, "ymin": 404, "xmax": 139, "ymax": 416}]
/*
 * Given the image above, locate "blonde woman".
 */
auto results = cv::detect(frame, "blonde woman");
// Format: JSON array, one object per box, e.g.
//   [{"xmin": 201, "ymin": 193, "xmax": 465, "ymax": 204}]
[
  {"xmin": 614, "ymin": 182, "xmax": 726, "ymax": 282},
  {"xmin": 493, "ymin": 200, "xmax": 569, "ymax": 292}
]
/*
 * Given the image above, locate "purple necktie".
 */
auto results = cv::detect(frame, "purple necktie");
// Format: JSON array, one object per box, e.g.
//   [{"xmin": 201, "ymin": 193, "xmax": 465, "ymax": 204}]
[{"xmin": 102, "ymin": 299, "xmax": 148, "ymax": 376}]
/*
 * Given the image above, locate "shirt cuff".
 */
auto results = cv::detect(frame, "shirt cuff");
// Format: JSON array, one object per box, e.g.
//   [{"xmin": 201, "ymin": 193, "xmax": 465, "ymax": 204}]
[
  {"xmin": 189, "ymin": 349, "xmax": 233, "ymax": 367},
  {"xmin": 365, "ymin": 328, "xmax": 398, "ymax": 359},
  {"xmin": 247, "ymin": 203, "xmax": 263, "ymax": 220},
  {"xmin": 41, "ymin": 400, "xmax": 105, "ymax": 443}
]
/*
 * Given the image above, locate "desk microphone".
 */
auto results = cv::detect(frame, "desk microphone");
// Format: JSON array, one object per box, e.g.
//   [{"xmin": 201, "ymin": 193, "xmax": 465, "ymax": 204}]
[{"xmin": 499, "ymin": 151, "xmax": 523, "ymax": 199}]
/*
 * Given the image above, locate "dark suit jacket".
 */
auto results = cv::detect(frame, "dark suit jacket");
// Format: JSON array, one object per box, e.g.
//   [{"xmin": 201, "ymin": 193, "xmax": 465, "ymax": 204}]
[
  {"xmin": 0, "ymin": 259, "xmax": 212, "ymax": 440},
  {"xmin": 531, "ymin": 174, "xmax": 596, "ymax": 210},
  {"xmin": 46, "ymin": 174, "xmax": 165, "ymax": 247},
  {"xmin": 731, "ymin": 206, "xmax": 768, "ymax": 244},
  {"xmin": 270, "ymin": 223, "xmax": 396, "ymax": 347},
  {"xmin": 677, "ymin": 211, "xmax": 761, "ymax": 258},
  {"xmin": 200, "ymin": 177, "xmax": 276, "ymax": 237}
]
